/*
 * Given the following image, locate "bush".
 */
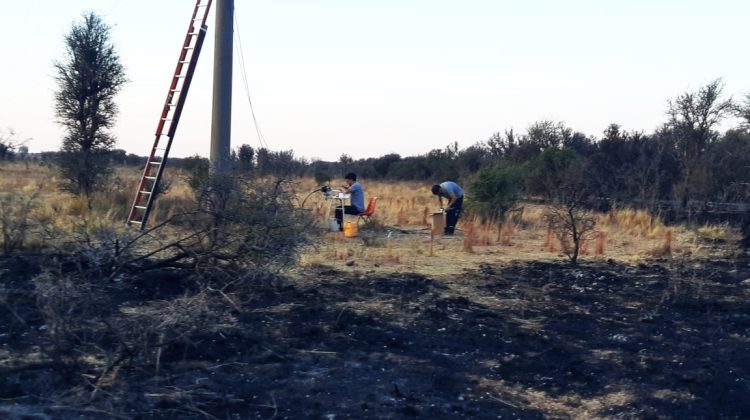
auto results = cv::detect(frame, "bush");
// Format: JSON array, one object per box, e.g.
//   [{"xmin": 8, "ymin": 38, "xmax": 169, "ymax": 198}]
[
  {"xmin": 182, "ymin": 155, "xmax": 210, "ymax": 192},
  {"xmin": 468, "ymin": 165, "xmax": 522, "ymax": 222},
  {"xmin": 32, "ymin": 236, "xmax": 238, "ymax": 384},
  {"xmin": 0, "ymin": 192, "xmax": 39, "ymax": 254},
  {"xmin": 21, "ymin": 174, "xmax": 314, "ymax": 408},
  {"xmin": 189, "ymin": 174, "xmax": 315, "ymax": 276}
]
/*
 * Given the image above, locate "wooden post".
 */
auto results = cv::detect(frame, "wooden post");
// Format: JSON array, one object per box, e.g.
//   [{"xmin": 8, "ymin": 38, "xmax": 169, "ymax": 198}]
[{"xmin": 429, "ymin": 227, "xmax": 434, "ymax": 256}]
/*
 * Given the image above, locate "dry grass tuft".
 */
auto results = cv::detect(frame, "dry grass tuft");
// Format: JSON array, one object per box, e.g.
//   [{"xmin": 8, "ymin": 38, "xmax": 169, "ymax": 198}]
[
  {"xmin": 650, "ymin": 229, "xmax": 673, "ymax": 258},
  {"xmin": 595, "ymin": 232, "xmax": 606, "ymax": 255},
  {"xmin": 697, "ymin": 224, "xmax": 728, "ymax": 242},
  {"xmin": 463, "ymin": 223, "xmax": 475, "ymax": 253},
  {"xmin": 543, "ymin": 226, "xmax": 555, "ymax": 252}
]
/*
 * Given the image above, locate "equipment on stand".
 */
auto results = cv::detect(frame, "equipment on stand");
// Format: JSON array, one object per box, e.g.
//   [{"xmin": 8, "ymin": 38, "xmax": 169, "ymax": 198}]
[{"xmin": 300, "ymin": 185, "xmax": 331, "ymax": 208}]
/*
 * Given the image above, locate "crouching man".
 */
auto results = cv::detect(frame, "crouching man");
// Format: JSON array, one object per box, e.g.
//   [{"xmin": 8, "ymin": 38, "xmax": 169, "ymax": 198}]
[{"xmin": 431, "ymin": 181, "xmax": 464, "ymax": 236}]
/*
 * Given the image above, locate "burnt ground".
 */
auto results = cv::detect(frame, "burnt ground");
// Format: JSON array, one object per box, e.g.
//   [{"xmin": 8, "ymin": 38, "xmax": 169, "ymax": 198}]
[{"xmin": 1, "ymin": 254, "xmax": 749, "ymax": 419}]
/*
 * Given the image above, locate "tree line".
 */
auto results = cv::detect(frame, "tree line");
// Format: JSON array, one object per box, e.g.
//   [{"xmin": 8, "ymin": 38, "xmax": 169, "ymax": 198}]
[{"xmin": 220, "ymin": 79, "xmax": 750, "ymax": 213}]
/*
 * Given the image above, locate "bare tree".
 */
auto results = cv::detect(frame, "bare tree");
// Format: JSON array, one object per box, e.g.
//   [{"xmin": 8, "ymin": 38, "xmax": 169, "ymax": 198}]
[
  {"xmin": 544, "ymin": 162, "xmax": 597, "ymax": 265},
  {"xmin": 735, "ymin": 93, "xmax": 750, "ymax": 130},
  {"xmin": 0, "ymin": 128, "xmax": 28, "ymax": 161}
]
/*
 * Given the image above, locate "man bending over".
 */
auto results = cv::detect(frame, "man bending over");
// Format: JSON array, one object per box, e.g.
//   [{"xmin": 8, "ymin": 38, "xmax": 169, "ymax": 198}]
[{"xmin": 431, "ymin": 181, "xmax": 464, "ymax": 236}]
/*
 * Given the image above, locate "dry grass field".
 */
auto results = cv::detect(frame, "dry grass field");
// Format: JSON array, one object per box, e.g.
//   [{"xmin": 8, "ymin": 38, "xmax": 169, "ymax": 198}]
[
  {"xmin": 297, "ymin": 177, "xmax": 729, "ymax": 277},
  {"xmin": 1, "ymin": 162, "xmax": 727, "ymax": 273},
  {"xmin": 1, "ymin": 162, "xmax": 749, "ymax": 418}
]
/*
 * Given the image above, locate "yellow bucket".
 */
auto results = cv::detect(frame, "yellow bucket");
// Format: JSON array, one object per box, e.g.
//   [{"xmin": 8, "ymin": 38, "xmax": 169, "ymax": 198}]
[{"xmin": 343, "ymin": 221, "xmax": 358, "ymax": 238}]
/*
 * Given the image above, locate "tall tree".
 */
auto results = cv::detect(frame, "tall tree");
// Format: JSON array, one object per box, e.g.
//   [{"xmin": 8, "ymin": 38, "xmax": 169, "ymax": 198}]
[
  {"xmin": 236, "ymin": 144, "xmax": 255, "ymax": 171},
  {"xmin": 53, "ymin": 12, "xmax": 127, "ymax": 195},
  {"xmin": 373, "ymin": 153, "xmax": 401, "ymax": 178},
  {"xmin": 667, "ymin": 79, "xmax": 733, "ymax": 206},
  {"xmin": 255, "ymin": 147, "xmax": 271, "ymax": 175}
]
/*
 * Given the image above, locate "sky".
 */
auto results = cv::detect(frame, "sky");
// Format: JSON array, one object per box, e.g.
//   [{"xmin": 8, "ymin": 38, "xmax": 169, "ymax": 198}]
[{"xmin": 1, "ymin": 0, "xmax": 749, "ymax": 161}]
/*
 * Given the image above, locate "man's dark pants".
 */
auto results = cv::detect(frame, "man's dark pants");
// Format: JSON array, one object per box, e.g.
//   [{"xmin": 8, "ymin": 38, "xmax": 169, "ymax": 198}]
[
  {"xmin": 335, "ymin": 205, "xmax": 361, "ymax": 231},
  {"xmin": 445, "ymin": 196, "xmax": 463, "ymax": 235}
]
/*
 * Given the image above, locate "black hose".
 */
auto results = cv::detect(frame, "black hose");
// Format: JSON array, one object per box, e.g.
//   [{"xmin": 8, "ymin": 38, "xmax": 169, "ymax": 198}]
[{"xmin": 301, "ymin": 188, "xmax": 324, "ymax": 208}]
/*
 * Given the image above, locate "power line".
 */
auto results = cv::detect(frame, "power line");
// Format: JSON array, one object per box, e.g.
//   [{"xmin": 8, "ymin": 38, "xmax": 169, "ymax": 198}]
[{"xmin": 233, "ymin": 9, "xmax": 269, "ymax": 150}]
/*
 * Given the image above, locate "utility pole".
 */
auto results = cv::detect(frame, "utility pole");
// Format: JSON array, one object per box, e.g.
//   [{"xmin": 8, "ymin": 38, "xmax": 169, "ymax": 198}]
[{"xmin": 210, "ymin": 0, "xmax": 233, "ymax": 173}]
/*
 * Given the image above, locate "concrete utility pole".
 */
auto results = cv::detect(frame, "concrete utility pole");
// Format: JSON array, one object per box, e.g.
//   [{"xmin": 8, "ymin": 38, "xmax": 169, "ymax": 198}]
[{"xmin": 210, "ymin": 0, "xmax": 233, "ymax": 173}]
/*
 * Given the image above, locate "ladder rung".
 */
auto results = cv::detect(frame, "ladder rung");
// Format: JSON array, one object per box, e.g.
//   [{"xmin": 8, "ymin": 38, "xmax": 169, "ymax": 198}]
[
  {"xmin": 161, "ymin": 118, "xmax": 173, "ymax": 121},
  {"xmin": 135, "ymin": 206, "xmax": 147, "ymax": 210},
  {"xmin": 129, "ymin": 220, "xmax": 143, "ymax": 225},
  {"xmin": 149, "ymin": 161, "xmax": 162, "ymax": 165},
  {"xmin": 170, "ymin": 89, "xmax": 182, "ymax": 93},
  {"xmin": 145, "ymin": 176, "xmax": 157, "ymax": 180},
  {"xmin": 174, "ymin": 75, "xmax": 187, "ymax": 79},
  {"xmin": 139, "ymin": 190, "xmax": 152, "ymax": 195},
  {"xmin": 184, "ymin": 47, "xmax": 195, "ymax": 50},
  {"xmin": 178, "ymin": 61, "xmax": 190, "ymax": 64}
]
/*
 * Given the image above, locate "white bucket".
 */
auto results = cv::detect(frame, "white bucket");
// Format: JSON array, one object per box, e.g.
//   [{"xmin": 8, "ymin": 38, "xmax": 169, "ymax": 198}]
[{"xmin": 328, "ymin": 217, "xmax": 340, "ymax": 232}]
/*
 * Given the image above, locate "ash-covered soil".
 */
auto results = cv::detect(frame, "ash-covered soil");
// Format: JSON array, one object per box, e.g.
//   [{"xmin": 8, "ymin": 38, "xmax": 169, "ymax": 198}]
[{"xmin": 1, "ymin": 254, "xmax": 749, "ymax": 418}]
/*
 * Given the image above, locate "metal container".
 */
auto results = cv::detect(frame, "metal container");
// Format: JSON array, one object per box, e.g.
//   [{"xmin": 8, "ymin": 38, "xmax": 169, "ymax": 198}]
[{"xmin": 328, "ymin": 217, "xmax": 340, "ymax": 232}]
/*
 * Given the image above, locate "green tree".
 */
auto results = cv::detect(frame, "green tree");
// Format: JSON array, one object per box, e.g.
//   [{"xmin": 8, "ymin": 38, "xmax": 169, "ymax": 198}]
[
  {"xmin": 373, "ymin": 153, "xmax": 401, "ymax": 178},
  {"xmin": 524, "ymin": 147, "xmax": 578, "ymax": 198},
  {"xmin": 237, "ymin": 144, "xmax": 255, "ymax": 171},
  {"xmin": 468, "ymin": 165, "xmax": 521, "ymax": 223},
  {"xmin": 53, "ymin": 12, "xmax": 127, "ymax": 195},
  {"xmin": 256, "ymin": 147, "xmax": 271, "ymax": 175}
]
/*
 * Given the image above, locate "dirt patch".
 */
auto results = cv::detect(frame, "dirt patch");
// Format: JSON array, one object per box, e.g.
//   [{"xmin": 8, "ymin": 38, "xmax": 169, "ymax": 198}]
[{"xmin": 1, "ymin": 255, "xmax": 749, "ymax": 418}]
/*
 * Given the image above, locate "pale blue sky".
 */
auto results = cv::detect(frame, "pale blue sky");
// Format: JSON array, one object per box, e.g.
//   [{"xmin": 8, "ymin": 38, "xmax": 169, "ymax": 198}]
[{"xmin": 1, "ymin": 0, "xmax": 748, "ymax": 160}]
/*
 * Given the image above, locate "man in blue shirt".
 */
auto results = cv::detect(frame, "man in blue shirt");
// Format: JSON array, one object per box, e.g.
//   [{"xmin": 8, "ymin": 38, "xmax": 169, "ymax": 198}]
[
  {"xmin": 431, "ymin": 181, "xmax": 464, "ymax": 235},
  {"xmin": 335, "ymin": 172, "xmax": 366, "ymax": 231}
]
